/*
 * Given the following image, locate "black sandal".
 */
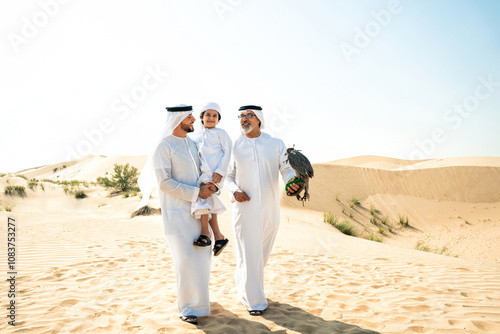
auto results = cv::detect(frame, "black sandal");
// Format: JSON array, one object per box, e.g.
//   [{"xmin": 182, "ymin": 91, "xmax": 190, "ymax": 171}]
[
  {"xmin": 193, "ymin": 235, "xmax": 211, "ymax": 247},
  {"xmin": 249, "ymin": 309, "xmax": 266, "ymax": 316},
  {"xmin": 213, "ymin": 238, "xmax": 229, "ymax": 256},
  {"xmin": 180, "ymin": 315, "xmax": 198, "ymax": 324}
]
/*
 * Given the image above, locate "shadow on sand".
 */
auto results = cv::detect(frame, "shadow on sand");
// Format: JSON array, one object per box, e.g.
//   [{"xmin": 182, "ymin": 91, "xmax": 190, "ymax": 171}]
[{"xmin": 194, "ymin": 301, "xmax": 380, "ymax": 334}]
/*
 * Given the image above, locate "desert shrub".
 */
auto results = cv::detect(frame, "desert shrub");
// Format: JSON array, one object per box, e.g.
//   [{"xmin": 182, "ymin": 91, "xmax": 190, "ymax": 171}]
[
  {"xmin": 336, "ymin": 221, "xmax": 356, "ymax": 236},
  {"xmin": 4, "ymin": 206, "xmax": 12, "ymax": 212},
  {"xmin": 323, "ymin": 212, "xmax": 338, "ymax": 225},
  {"xmin": 131, "ymin": 205, "xmax": 161, "ymax": 218},
  {"xmin": 4, "ymin": 186, "xmax": 26, "ymax": 197},
  {"xmin": 398, "ymin": 215, "xmax": 409, "ymax": 227},
  {"xmin": 415, "ymin": 241, "xmax": 431, "ymax": 252},
  {"xmin": 349, "ymin": 197, "xmax": 361, "ymax": 208},
  {"xmin": 74, "ymin": 190, "xmax": 87, "ymax": 199},
  {"xmin": 28, "ymin": 178, "xmax": 39, "ymax": 190},
  {"xmin": 98, "ymin": 163, "xmax": 139, "ymax": 193},
  {"xmin": 369, "ymin": 205, "xmax": 381, "ymax": 216},
  {"xmin": 365, "ymin": 233, "xmax": 383, "ymax": 242}
]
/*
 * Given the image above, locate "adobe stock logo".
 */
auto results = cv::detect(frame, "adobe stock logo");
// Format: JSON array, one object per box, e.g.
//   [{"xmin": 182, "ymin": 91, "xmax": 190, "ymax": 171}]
[
  {"xmin": 407, "ymin": 75, "xmax": 499, "ymax": 160},
  {"xmin": 7, "ymin": 0, "xmax": 72, "ymax": 54},
  {"xmin": 65, "ymin": 65, "xmax": 169, "ymax": 162},
  {"xmin": 212, "ymin": 0, "xmax": 244, "ymax": 20},
  {"xmin": 340, "ymin": 0, "xmax": 404, "ymax": 63}
]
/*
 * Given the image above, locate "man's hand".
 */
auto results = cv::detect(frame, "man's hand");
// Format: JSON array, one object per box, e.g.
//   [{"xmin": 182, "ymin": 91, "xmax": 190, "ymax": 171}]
[
  {"xmin": 199, "ymin": 183, "xmax": 216, "ymax": 199},
  {"xmin": 234, "ymin": 189, "xmax": 251, "ymax": 202},
  {"xmin": 286, "ymin": 183, "xmax": 301, "ymax": 196},
  {"xmin": 212, "ymin": 173, "xmax": 222, "ymax": 184}
]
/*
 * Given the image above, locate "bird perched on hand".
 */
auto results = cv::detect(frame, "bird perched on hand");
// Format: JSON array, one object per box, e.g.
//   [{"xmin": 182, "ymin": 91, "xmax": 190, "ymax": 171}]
[{"xmin": 285, "ymin": 145, "xmax": 314, "ymax": 205}]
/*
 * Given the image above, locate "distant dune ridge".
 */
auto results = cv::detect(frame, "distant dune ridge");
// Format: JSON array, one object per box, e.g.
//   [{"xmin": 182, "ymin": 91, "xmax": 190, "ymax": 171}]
[
  {"xmin": 1, "ymin": 154, "xmax": 500, "ymax": 333},
  {"xmin": 283, "ymin": 155, "xmax": 500, "ymax": 212}
]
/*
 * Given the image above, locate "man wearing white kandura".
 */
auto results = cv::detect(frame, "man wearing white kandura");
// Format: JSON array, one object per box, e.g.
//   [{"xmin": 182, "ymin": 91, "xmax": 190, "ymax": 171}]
[
  {"xmin": 137, "ymin": 104, "xmax": 216, "ymax": 325},
  {"xmin": 225, "ymin": 105, "xmax": 301, "ymax": 316}
]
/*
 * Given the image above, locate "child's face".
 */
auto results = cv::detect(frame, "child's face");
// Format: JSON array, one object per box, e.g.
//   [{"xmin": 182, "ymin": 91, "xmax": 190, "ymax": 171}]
[{"xmin": 202, "ymin": 109, "xmax": 220, "ymax": 129}]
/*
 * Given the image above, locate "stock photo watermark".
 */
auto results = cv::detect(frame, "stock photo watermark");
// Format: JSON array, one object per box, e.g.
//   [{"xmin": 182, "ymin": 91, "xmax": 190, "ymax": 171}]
[
  {"xmin": 7, "ymin": 0, "xmax": 72, "ymax": 54},
  {"xmin": 213, "ymin": 0, "xmax": 244, "ymax": 20},
  {"xmin": 65, "ymin": 65, "xmax": 169, "ymax": 161},
  {"xmin": 340, "ymin": 0, "xmax": 404, "ymax": 63},
  {"xmin": 6, "ymin": 217, "xmax": 17, "ymax": 326},
  {"xmin": 407, "ymin": 74, "xmax": 498, "ymax": 160},
  {"xmin": 265, "ymin": 106, "xmax": 297, "ymax": 137}
]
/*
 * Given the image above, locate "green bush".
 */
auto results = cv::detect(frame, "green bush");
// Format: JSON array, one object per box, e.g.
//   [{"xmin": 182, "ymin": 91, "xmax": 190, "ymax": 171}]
[
  {"xmin": 131, "ymin": 205, "xmax": 161, "ymax": 218},
  {"xmin": 415, "ymin": 241, "xmax": 431, "ymax": 252},
  {"xmin": 98, "ymin": 163, "xmax": 139, "ymax": 193},
  {"xmin": 336, "ymin": 221, "xmax": 356, "ymax": 236},
  {"xmin": 28, "ymin": 178, "xmax": 39, "ymax": 190},
  {"xmin": 398, "ymin": 215, "xmax": 409, "ymax": 227},
  {"xmin": 323, "ymin": 212, "xmax": 338, "ymax": 225},
  {"xmin": 365, "ymin": 233, "xmax": 383, "ymax": 242},
  {"xmin": 349, "ymin": 197, "xmax": 361, "ymax": 208},
  {"xmin": 4, "ymin": 186, "xmax": 26, "ymax": 197},
  {"xmin": 74, "ymin": 190, "xmax": 87, "ymax": 199}
]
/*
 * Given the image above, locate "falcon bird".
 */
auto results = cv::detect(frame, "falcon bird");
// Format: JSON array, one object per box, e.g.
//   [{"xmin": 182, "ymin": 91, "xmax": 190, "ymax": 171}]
[{"xmin": 285, "ymin": 145, "xmax": 314, "ymax": 204}]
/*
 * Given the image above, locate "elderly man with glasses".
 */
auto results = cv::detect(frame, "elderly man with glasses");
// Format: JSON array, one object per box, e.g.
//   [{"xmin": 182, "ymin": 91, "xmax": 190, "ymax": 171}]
[{"xmin": 225, "ymin": 105, "xmax": 301, "ymax": 316}]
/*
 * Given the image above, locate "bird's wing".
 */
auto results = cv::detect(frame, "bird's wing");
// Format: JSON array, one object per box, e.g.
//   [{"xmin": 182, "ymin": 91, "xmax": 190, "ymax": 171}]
[{"xmin": 288, "ymin": 152, "xmax": 313, "ymax": 179}]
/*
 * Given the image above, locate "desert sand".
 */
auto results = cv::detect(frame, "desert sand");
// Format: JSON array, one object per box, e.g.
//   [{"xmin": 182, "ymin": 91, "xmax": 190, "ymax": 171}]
[{"xmin": 1, "ymin": 154, "xmax": 500, "ymax": 333}]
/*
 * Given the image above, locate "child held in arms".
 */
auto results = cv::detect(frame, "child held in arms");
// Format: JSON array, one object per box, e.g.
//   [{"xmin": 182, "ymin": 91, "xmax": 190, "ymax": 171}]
[{"xmin": 191, "ymin": 102, "xmax": 231, "ymax": 256}]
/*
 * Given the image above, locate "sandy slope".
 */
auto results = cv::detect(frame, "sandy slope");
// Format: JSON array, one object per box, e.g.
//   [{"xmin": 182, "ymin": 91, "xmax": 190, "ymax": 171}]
[
  {"xmin": 0, "ymin": 155, "xmax": 499, "ymax": 333},
  {"xmin": 17, "ymin": 155, "xmax": 148, "ymax": 182},
  {"xmin": 283, "ymin": 155, "xmax": 500, "ymax": 265}
]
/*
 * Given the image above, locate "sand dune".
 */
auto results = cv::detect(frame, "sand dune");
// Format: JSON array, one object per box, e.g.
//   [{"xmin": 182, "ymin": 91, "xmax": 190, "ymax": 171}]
[
  {"xmin": 18, "ymin": 155, "xmax": 148, "ymax": 182},
  {"xmin": 1, "ymin": 155, "xmax": 499, "ymax": 333},
  {"xmin": 284, "ymin": 156, "xmax": 500, "ymax": 207}
]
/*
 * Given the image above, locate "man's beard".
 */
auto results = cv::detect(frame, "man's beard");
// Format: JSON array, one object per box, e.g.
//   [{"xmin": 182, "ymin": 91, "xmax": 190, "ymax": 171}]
[
  {"xmin": 181, "ymin": 122, "xmax": 194, "ymax": 133},
  {"xmin": 241, "ymin": 123, "xmax": 254, "ymax": 134}
]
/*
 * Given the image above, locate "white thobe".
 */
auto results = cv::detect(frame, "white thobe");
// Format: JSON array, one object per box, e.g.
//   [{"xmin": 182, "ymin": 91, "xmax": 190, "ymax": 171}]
[
  {"xmin": 153, "ymin": 134, "xmax": 211, "ymax": 317},
  {"xmin": 190, "ymin": 127, "xmax": 232, "ymax": 219},
  {"xmin": 225, "ymin": 132, "xmax": 296, "ymax": 311}
]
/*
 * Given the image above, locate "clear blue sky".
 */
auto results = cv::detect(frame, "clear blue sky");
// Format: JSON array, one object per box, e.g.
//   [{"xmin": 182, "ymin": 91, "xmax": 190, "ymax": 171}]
[{"xmin": 1, "ymin": 0, "xmax": 499, "ymax": 172}]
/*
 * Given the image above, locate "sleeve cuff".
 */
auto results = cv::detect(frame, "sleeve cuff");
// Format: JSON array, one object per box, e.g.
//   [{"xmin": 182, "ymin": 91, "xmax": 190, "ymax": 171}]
[
  {"xmin": 214, "ymin": 169, "xmax": 226, "ymax": 177},
  {"xmin": 192, "ymin": 187, "xmax": 200, "ymax": 203}
]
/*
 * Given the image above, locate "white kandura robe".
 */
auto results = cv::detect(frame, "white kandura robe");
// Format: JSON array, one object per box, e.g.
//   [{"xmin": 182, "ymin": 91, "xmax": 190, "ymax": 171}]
[
  {"xmin": 225, "ymin": 132, "xmax": 296, "ymax": 311},
  {"xmin": 190, "ymin": 127, "xmax": 232, "ymax": 219},
  {"xmin": 153, "ymin": 134, "xmax": 211, "ymax": 317}
]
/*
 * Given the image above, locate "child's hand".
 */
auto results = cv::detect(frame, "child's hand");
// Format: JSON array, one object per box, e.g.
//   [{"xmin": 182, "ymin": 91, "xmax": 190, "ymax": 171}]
[{"xmin": 212, "ymin": 173, "xmax": 222, "ymax": 184}]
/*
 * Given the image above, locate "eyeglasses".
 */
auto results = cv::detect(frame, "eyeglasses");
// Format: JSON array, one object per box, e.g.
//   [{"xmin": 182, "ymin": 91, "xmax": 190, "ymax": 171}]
[{"xmin": 238, "ymin": 114, "xmax": 255, "ymax": 119}]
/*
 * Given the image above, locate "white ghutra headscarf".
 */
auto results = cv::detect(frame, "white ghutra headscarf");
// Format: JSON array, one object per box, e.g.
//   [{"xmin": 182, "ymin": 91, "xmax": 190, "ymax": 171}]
[
  {"xmin": 136, "ymin": 104, "xmax": 194, "ymax": 210},
  {"xmin": 239, "ymin": 105, "xmax": 265, "ymax": 129}
]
